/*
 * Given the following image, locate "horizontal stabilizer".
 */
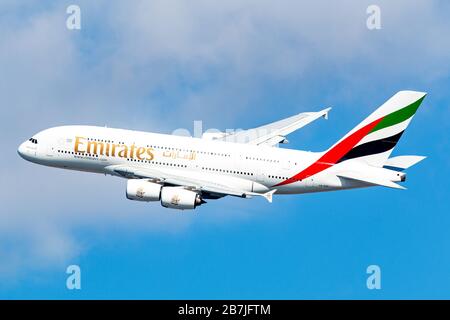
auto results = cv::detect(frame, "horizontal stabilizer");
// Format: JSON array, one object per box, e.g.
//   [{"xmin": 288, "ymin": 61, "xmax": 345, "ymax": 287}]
[
  {"xmin": 337, "ymin": 171, "xmax": 406, "ymax": 190},
  {"xmin": 384, "ymin": 155, "xmax": 426, "ymax": 171}
]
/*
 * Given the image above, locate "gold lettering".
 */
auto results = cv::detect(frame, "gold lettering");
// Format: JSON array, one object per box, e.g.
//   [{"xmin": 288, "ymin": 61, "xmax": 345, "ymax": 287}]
[
  {"xmin": 74, "ymin": 136, "xmax": 86, "ymax": 153},
  {"xmin": 111, "ymin": 144, "xmax": 120, "ymax": 157},
  {"xmin": 87, "ymin": 141, "xmax": 104, "ymax": 155},
  {"xmin": 105, "ymin": 142, "xmax": 110, "ymax": 156},
  {"xmin": 118, "ymin": 145, "xmax": 129, "ymax": 158},
  {"xmin": 146, "ymin": 148, "xmax": 154, "ymax": 161},
  {"xmin": 136, "ymin": 147, "xmax": 146, "ymax": 160},
  {"xmin": 129, "ymin": 143, "xmax": 136, "ymax": 159},
  {"xmin": 74, "ymin": 137, "xmax": 158, "ymax": 160}
]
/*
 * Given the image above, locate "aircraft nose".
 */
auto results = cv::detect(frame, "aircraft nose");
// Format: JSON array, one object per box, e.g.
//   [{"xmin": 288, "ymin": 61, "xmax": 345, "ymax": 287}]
[{"xmin": 17, "ymin": 141, "xmax": 28, "ymax": 159}]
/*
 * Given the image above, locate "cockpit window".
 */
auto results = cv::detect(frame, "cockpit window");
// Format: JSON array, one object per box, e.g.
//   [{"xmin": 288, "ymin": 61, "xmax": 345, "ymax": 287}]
[{"xmin": 28, "ymin": 138, "xmax": 38, "ymax": 144}]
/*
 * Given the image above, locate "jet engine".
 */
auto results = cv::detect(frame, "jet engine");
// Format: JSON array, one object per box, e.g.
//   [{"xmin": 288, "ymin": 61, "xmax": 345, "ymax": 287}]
[
  {"xmin": 160, "ymin": 187, "xmax": 204, "ymax": 210},
  {"xmin": 126, "ymin": 179, "xmax": 162, "ymax": 201}
]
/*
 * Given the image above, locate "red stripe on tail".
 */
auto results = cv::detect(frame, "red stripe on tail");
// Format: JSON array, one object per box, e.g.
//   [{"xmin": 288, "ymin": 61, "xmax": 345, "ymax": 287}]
[{"xmin": 275, "ymin": 117, "xmax": 384, "ymax": 187}]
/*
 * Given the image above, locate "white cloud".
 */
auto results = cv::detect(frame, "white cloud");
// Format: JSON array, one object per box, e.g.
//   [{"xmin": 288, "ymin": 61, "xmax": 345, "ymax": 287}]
[{"xmin": 0, "ymin": 0, "xmax": 449, "ymax": 281}]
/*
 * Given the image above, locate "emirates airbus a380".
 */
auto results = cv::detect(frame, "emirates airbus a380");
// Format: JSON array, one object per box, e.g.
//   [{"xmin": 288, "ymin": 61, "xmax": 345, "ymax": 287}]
[{"xmin": 18, "ymin": 91, "xmax": 426, "ymax": 210}]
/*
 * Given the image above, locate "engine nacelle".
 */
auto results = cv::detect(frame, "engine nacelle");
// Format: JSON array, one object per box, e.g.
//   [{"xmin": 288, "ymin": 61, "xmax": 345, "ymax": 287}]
[
  {"xmin": 126, "ymin": 179, "xmax": 162, "ymax": 202},
  {"xmin": 160, "ymin": 187, "xmax": 204, "ymax": 210}
]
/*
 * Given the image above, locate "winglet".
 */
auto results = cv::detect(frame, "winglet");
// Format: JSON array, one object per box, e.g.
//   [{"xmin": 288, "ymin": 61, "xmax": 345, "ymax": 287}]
[
  {"xmin": 263, "ymin": 189, "xmax": 277, "ymax": 203},
  {"xmin": 321, "ymin": 107, "xmax": 332, "ymax": 120}
]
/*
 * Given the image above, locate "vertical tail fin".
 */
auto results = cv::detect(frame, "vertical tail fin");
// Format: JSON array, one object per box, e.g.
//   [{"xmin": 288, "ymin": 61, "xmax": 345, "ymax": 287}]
[
  {"xmin": 326, "ymin": 90, "xmax": 426, "ymax": 167},
  {"xmin": 274, "ymin": 91, "xmax": 426, "ymax": 187}
]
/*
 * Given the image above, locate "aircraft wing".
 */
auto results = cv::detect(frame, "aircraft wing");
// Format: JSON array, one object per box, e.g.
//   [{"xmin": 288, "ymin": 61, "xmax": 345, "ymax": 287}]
[
  {"xmin": 105, "ymin": 165, "xmax": 276, "ymax": 202},
  {"xmin": 214, "ymin": 107, "xmax": 331, "ymax": 146}
]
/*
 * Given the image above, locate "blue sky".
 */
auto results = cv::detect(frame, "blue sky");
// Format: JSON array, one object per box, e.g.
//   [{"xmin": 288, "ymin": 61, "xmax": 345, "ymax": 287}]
[{"xmin": 1, "ymin": 0, "xmax": 450, "ymax": 299}]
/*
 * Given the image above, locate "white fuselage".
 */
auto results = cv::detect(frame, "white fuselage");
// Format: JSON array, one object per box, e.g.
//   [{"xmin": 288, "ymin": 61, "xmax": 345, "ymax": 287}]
[{"xmin": 18, "ymin": 125, "xmax": 366, "ymax": 196}]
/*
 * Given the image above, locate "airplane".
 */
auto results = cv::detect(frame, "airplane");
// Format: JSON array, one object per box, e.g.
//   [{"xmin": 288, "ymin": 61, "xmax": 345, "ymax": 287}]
[{"xmin": 18, "ymin": 90, "xmax": 426, "ymax": 210}]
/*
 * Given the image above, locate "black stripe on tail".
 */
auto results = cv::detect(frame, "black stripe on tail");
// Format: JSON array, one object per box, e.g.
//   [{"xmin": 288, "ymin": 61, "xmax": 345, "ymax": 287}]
[{"xmin": 337, "ymin": 131, "xmax": 404, "ymax": 163}]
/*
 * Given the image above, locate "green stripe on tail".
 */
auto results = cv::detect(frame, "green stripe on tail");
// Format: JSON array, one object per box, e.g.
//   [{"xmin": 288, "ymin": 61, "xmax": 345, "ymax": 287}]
[{"xmin": 370, "ymin": 96, "xmax": 425, "ymax": 134}]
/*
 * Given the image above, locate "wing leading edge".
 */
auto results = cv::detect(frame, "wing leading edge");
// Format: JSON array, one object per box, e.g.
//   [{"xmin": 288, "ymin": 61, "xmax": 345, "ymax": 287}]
[{"xmin": 213, "ymin": 107, "xmax": 331, "ymax": 146}]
